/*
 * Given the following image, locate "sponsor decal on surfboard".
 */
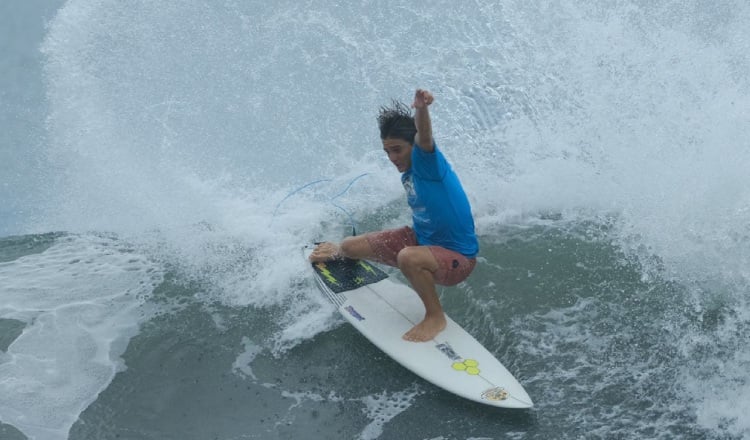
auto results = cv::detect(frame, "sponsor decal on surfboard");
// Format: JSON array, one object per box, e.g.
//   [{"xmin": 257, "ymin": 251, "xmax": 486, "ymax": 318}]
[
  {"xmin": 435, "ymin": 341, "xmax": 511, "ymax": 402},
  {"xmin": 481, "ymin": 387, "xmax": 510, "ymax": 401},
  {"xmin": 344, "ymin": 305, "xmax": 365, "ymax": 321},
  {"xmin": 435, "ymin": 342, "xmax": 461, "ymax": 361},
  {"xmin": 452, "ymin": 359, "xmax": 480, "ymax": 375},
  {"xmin": 435, "ymin": 342, "xmax": 480, "ymax": 375},
  {"xmin": 435, "ymin": 342, "xmax": 511, "ymax": 402}
]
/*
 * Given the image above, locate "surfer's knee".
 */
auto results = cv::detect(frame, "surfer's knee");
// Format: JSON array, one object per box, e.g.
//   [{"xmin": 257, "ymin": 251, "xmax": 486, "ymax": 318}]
[
  {"xmin": 396, "ymin": 247, "xmax": 436, "ymax": 273},
  {"xmin": 396, "ymin": 247, "xmax": 414, "ymax": 270}
]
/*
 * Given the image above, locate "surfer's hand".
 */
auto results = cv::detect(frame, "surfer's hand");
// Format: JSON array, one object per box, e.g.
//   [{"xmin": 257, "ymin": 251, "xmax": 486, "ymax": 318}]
[
  {"xmin": 309, "ymin": 242, "xmax": 341, "ymax": 262},
  {"xmin": 412, "ymin": 89, "xmax": 434, "ymax": 109}
]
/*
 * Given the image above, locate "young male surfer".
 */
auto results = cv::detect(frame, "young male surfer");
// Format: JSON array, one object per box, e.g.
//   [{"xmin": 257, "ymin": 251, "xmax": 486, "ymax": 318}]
[{"xmin": 309, "ymin": 89, "xmax": 479, "ymax": 342}]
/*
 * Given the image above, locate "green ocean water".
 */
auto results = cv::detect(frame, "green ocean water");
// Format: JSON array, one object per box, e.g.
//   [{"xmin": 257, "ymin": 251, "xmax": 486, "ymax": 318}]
[{"xmin": 2, "ymin": 220, "xmax": 744, "ymax": 439}]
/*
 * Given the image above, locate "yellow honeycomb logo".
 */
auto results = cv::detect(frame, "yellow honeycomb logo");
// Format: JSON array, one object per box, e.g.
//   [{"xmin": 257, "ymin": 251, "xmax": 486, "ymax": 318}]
[{"xmin": 452, "ymin": 359, "xmax": 480, "ymax": 375}]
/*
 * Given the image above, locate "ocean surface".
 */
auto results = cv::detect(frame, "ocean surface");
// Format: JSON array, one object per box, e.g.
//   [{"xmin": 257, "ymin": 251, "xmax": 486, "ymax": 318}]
[{"xmin": 2, "ymin": 1, "xmax": 749, "ymax": 439}]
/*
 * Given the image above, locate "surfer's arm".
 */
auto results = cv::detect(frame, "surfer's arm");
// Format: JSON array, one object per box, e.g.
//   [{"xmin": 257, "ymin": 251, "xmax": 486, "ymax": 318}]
[{"xmin": 412, "ymin": 89, "xmax": 434, "ymax": 153}]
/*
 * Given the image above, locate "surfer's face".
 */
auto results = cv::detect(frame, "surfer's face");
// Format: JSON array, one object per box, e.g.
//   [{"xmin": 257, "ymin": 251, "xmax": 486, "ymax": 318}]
[{"xmin": 382, "ymin": 138, "xmax": 412, "ymax": 173}]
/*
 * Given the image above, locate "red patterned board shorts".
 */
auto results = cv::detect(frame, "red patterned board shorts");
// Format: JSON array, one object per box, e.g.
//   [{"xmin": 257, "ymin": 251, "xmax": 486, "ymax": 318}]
[{"xmin": 365, "ymin": 226, "xmax": 476, "ymax": 286}]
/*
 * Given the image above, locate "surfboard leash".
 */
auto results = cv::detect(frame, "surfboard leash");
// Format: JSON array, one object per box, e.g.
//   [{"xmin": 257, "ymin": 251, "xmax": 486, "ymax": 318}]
[{"xmin": 272, "ymin": 173, "xmax": 370, "ymax": 237}]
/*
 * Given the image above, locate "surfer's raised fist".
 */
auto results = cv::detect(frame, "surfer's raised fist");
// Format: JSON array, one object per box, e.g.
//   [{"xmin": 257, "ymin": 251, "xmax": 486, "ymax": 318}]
[{"xmin": 412, "ymin": 89, "xmax": 434, "ymax": 109}]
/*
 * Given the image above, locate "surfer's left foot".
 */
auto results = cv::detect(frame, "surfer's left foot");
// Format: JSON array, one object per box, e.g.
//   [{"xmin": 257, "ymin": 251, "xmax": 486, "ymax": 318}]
[{"xmin": 403, "ymin": 315, "xmax": 446, "ymax": 342}]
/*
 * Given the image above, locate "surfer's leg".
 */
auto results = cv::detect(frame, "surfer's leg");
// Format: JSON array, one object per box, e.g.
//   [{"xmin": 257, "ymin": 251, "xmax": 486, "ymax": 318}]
[
  {"xmin": 309, "ymin": 236, "xmax": 376, "ymax": 262},
  {"xmin": 310, "ymin": 226, "xmax": 415, "ymax": 264},
  {"xmin": 396, "ymin": 246, "xmax": 446, "ymax": 342},
  {"xmin": 427, "ymin": 246, "xmax": 477, "ymax": 286},
  {"xmin": 364, "ymin": 226, "xmax": 417, "ymax": 266},
  {"xmin": 339, "ymin": 235, "xmax": 377, "ymax": 260}
]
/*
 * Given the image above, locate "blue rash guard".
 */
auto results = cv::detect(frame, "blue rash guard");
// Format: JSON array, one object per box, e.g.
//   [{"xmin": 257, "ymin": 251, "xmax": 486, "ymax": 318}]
[{"xmin": 401, "ymin": 142, "xmax": 479, "ymax": 258}]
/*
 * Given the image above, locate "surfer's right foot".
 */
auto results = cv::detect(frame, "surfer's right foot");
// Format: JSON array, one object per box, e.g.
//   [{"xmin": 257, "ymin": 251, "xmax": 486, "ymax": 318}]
[
  {"xmin": 403, "ymin": 314, "xmax": 447, "ymax": 342},
  {"xmin": 309, "ymin": 242, "xmax": 341, "ymax": 262}
]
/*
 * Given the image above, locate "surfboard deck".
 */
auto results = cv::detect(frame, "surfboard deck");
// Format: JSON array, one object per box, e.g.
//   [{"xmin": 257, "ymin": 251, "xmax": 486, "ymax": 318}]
[{"xmin": 308, "ymin": 253, "xmax": 533, "ymax": 409}]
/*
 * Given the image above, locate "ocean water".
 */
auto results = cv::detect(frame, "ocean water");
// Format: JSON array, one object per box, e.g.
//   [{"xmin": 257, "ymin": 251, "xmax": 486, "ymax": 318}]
[{"xmin": 2, "ymin": 1, "xmax": 749, "ymax": 439}]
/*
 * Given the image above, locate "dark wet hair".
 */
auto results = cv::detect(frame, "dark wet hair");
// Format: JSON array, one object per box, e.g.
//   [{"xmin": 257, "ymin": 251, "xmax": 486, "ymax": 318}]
[{"xmin": 377, "ymin": 100, "xmax": 417, "ymax": 142}]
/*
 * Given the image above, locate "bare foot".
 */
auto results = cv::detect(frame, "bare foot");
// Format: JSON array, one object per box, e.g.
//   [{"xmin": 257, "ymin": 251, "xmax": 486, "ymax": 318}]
[
  {"xmin": 402, "ymin": 315, "xmax": 447, "ymax": 342},
  {"xmin": 309, "ymin": 242, "xmax": 341, "ymax": 262}
]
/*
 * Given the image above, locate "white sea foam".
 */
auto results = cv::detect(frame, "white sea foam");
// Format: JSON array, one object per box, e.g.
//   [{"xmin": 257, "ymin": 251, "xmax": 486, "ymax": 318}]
[
  {"xmin": 357, "ymin": 386, "xmax": 422, "ymax": 440},
  {"xmin": 681, "ymin": 295, "xmax": 750, "ymax": 438},
  {"xmin": 271, "ymin": 293, "xmax": 339, "ymax": 356},
  {"xmin": 273, "ymin": 385, "xmax": 421, "ymax": 440},
  {"xmin": 0, "ymin": 234, "xmax": 163, "ymax": 440},
  {"xmin": 231, "ymin": 337, "xmax": 263, "ymax": 381},
  {"xmin": 692, "ymin": 350, "xmax": 750, "ymax": 438}
]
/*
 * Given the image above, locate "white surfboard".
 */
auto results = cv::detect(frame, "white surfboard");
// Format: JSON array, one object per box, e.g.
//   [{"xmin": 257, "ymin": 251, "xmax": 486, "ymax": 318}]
[{"xmin": 307, "ymin": 253, "xmax": 533, "ymax": 409}]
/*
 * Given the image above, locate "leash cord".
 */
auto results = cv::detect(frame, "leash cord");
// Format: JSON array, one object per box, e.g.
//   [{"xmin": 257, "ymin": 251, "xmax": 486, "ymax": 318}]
[{"xmin": 272, "ymin": 173, "xmax": 370, "ymax": 236}]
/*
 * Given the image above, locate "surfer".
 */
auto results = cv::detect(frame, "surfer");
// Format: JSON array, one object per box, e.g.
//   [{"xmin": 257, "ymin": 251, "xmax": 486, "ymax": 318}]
[{"xmin": 309, "ymin": 88, "xmax": 479, "ymax": 342}]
